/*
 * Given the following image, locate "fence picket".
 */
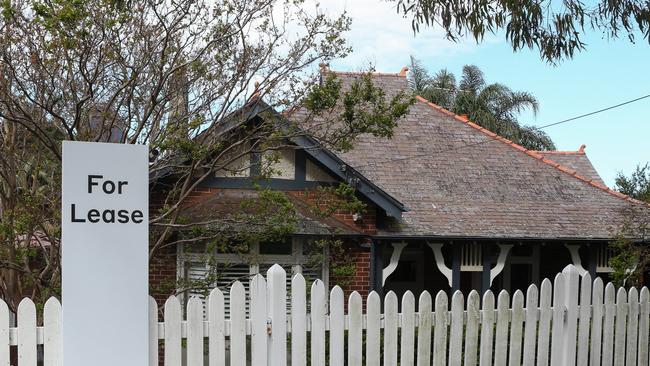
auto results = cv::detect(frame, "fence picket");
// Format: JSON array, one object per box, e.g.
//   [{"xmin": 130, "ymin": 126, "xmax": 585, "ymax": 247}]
[
  {"xmin": 400, "ymin": 291, "xmax": 416, "ymax": 366},
  {"xmin": 464, "ymin": 290, "xmax": 480, "ymax": 366},
  {"xmin": 208, "ymin": 288, "xmax": 226, "ymax": 366},
  {"xmin": 385, "ymin": 291, "xmax": 399, "ymax": 366},
  {"xmin": 187, "ymin": 297, "xmax": 204, "ymax": 366},
  {"xmin": 17, "ymin": 298, "xmax": 37, "ymax": 366},
  {"xmin": 638, "ymin": 287, "xmax": 649, "ymax": 366},
  {"xmin": 0, "ymin": 299, "xmax": 8, "ymax": 366},
  {"xmin": 494, "ymin": 290, "xmax": 510, "ymax": 366},
  {"xmin": 310, "ymin": 280, "xmax": 326, "ymax": 366},
  {"xmin": 291, "ymin": 273, "xmax": 306, "ymax": 366},
  {"xmin": 574, "ymin": 272, "xmax": 592, "ymax": 366},
  {"xmin": 590, "ymin": 278, "xmax": 604, "ymax": 366},
  {"xmin": 329, "ymin": 286, "xmax": 344, "ymax": 366},
  {"xmin": 537, "ymin": 279, "xmax": 552, "ymax": 366},
  {"xmin": 576, "ymin": 273, "xmax": 591, "ymax": 366},
  {"xmin": 523, "ymin": 284, "xmax": 539, "ymax": 366},
  {"xmin": 550, "ymin": 273, "xmax": 566, "ymax": 366},
  {"xmin": 164, "ymin": 296, "xmax": 182, "ymax": 366},
  {"xmin": 4, "ymin": 263, "xmax": 650, "ymax": 366},
  {"xmin": 433, "ymin": 291, "xmax": 449, "ymax": 366},
  {"xmin": 613, "ymin": 287, "xmax": 627, "ymax": 366},
  {"xmin": 449, "ymin": 291, "xmax": 464, "ymax": 366},
  {"xmin": 43, "ymin": 297, "xmax": 62, "ymax": 366},
  {"xmin": 562, "ymin": 266, "xmax": 580, "ymax": 366},
  {"xmin": 625, "ymin": 287, "xmax": 639, "ymax": 366},
  {"xmin": 348, "ymin": 291, "xmax": 363, "ymax": 366},
  {"xmin": 230, "ymin": 281, "xmax": 247, "ymax": 366},
  {"xmin": 148, "ymin": 297, "xmax": 159, "ymax": 366},
  {"xmin": 366, "ymin": 291, "xmax": 381, "ymax": 366},
  {"xmin": 509, "ymin": 290, "xmax": 524, "ymax": 366},
  {"xmin": 479, "ymin": 290, "xmax": 495, "ymax": 366},
  {"xmin": 602, "ymin": 283, "xmax": 616, "ymax": 366},
  {"xmin": 267, "ymin": 264, "xmax": 287, "ymax": 366},
  {"xmin": 417, "ymin": 291, "xmax": 432, "ymax": 366},
  {"xmin": 251, "ymin": 274, "xmax": 268, "ymax": 366}
]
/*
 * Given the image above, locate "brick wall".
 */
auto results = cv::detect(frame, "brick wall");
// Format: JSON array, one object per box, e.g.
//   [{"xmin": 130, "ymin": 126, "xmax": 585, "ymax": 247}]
[
  {"xmin": 286, "ymin": 189, "xmax": 377, "ymax": 235},
  {"xmin": 149, "ymin": 245, "xmax": 177, "ymax": 310},
  {"xmin": 329, "ymin": 243, "xmax": 371, "ymax": 299},
  {"xmin": 149, "ymin": 186, "xmax": 377, "ymax": 307}
]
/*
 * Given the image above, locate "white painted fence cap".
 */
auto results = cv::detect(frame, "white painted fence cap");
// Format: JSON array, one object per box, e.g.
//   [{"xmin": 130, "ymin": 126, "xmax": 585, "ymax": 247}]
[
  {"xmin": 267, "ymin": 263, "xmax": 286, "ymax": 275},
  {"xmin": 562, "ymin": 264, "xmax": 580, "ymax": 274}
]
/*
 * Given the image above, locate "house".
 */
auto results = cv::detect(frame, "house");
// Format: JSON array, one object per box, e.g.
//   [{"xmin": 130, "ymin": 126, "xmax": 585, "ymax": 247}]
[{"xmin": 149, "ymin": 67, "xmax": 649, "ymax": 307}]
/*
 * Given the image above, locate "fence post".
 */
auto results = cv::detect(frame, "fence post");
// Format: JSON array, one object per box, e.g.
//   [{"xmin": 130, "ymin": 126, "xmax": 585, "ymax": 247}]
[
  {"xmin": 562, "ymin": 265, "xmax": 580, "ymax": 366},
  {"xmin": 267, "ymin": 264, "xmax": 287, "ymax": 366},
  {"xmin": 0, "ymin": 299, "xmax": 8, "ymax": 366}
]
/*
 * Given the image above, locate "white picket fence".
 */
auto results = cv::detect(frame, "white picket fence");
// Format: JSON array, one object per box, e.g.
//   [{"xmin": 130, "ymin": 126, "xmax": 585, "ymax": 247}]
[{"xmin": 1, "ymin": 264, "xmax": 649, "ymax": 366}]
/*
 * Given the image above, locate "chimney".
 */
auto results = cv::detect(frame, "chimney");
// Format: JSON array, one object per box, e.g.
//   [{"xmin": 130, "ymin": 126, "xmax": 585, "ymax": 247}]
[
  {"xmin": 169, "ymin": 65, "xmax": 190, "ymax": 139},
  {"xmin": 85, "ymin": 106, "xmax": 125, "ymax": 143}
]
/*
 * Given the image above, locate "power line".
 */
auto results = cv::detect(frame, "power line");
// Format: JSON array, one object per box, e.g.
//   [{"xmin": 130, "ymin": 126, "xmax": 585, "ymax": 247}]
[
  {"xmin": 535, "ymin": 93, "xmax": 650, "ymax": 129},
  {"xmin": 354, "ymin": 93, "xmax": 650, "ymax": 168}
]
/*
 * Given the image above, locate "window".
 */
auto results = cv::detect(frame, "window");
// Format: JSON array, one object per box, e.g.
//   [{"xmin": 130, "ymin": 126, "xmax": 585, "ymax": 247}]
[{"xmin": 179, "ymin": 237, "xmax": 328, "ymax": 315}]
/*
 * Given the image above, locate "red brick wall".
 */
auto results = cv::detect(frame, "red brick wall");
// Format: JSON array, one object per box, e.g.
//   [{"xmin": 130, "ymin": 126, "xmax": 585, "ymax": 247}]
[
  {"xmin": 286, "ymin": 189, "xmax": 377, "ymax": 235},
  {"xmin": 149, "ymin": 245, "xmax": 177, "ymax": 310},
  {"xmin": 149, "ymin": 186, "xmax": 377, "ymax": 307},
  {"xmin": 286, "ymin": 189, "xmax": 375, "ymax": 299},
  {"xmin": 329, "ymin": 243, "xmax": 371, "ymax": 299}
]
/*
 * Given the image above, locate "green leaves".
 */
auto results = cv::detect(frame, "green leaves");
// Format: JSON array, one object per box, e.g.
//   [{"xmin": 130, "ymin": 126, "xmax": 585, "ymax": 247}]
[
  {"xmin": 393, "ymin": 0, "xmax": 650, "ymax": 63},
  {"xmin": 304, "ymin": 74, "xmax": 342, "ymax": 112},
  {"xmin": 615, "ymin": 163, "xmax": 650, "ymax": 203},
  {"xmin": 410, "ymin": 60, "xmax": 555, "ymax": 151},
  {"xmin": 609, "ymin": 163, "xmax": 650, "ymax": 287},
  {"xmin": 305, "ymin": 73, "xmax": 414, "ymax": 152}
]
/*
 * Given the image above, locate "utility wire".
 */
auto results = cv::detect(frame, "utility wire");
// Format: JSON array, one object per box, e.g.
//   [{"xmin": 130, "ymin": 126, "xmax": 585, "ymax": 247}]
[
  {"xmin": 535, "ymin": 93, "xmax": 650, "ymax": 129},
  {"xmin": 354, "ymin": 93, "xmax": 650, "ymax": 168}
]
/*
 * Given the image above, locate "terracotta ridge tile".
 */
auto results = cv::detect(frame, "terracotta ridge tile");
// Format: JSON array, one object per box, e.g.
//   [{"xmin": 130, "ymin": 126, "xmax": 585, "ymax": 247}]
[
  {"xmin": 415, "ymin": 95, "xmax": 650, "ymax": 208},
  {"xmin": 535, "ymin": 150, "xmax": 585, "ymax": 155},
  {"xmin": 328, "ymin": 70, "xmax": 407, "ymax": 77}
]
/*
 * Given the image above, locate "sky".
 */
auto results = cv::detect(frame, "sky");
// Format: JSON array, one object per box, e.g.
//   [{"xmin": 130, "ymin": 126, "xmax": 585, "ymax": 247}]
[{"xmin": 317, "ymin": 0, "xmax": 650, "ymax": 187}]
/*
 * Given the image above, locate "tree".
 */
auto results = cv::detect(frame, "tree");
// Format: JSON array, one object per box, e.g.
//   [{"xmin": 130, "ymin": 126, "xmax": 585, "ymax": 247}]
[
  {"xmin": 0, "ymin": 0, "xmax": 413, "ymax": 312},
  {"xmin": 610, "ymin": 164, "xmax": 650, "ymax": 286},
  {"xmin": 615, "ymin": 164, "xmax": 650, "ymax": 202},
  {"xmin": 393, "ymin": 0, "xmax": 650, "ymax": 63},
  {"xmin": 410, "ymin": 58, "xmax": 555, "ymax": 150}
]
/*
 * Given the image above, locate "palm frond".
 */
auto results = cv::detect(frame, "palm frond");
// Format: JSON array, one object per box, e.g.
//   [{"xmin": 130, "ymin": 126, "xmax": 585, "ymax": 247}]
[{"xmin": 459, "ymin": 65, "xmax": 485, "ymax": 94}]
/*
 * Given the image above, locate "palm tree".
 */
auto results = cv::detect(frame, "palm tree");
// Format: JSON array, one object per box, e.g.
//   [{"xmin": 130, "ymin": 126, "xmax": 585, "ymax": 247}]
[{"xmin": 409, "ymin": 59, "xmax": 556, "ymax": 151}]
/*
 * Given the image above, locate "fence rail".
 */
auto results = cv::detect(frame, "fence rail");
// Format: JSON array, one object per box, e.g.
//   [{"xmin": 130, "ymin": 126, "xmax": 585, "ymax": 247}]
[{"xmin": 1, "ymin": 264, "xmax": 649, "ymax": 366}]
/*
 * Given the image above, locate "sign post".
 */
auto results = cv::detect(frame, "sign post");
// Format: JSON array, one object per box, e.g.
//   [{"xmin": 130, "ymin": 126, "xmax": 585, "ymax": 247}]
[{"xmin": 62, "ymin": 141, "xmax": 149, "ymax": 366}]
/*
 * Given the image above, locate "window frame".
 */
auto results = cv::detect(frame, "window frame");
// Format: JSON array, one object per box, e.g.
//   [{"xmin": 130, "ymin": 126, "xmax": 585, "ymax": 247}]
[{"xmin": 177, "ymin": 236, "xmax": 329, "ymax": 294}]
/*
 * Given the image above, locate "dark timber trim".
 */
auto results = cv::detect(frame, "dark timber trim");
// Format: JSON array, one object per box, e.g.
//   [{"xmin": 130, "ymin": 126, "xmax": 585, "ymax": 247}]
[
  {"xmin": 292, "ymin": 135, "xmax": 406, "ymax": 219},
  {"xmin": 295, "ymin": 149, "xmax": 307, "ymax": 182},
  {"xmin": 481, "ymin": 242, "xmax": 491, "ymax": 294},
  {"xmin": 200, "ymin": 177, "xmax": 336, "ymax": 190},
  {"xmin": 451, "ymin": 242, "xmax": 461, "ymax": 292}
]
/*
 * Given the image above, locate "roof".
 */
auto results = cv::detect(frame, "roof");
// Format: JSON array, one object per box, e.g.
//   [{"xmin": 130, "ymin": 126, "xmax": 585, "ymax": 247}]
[
  {"xmin": 151, "ymin": 98, "xmax": 407, "ymax": 218},
  {"xmin": 308, "ymin": 70, "xmax": 647, "ymax": 240},
  {"xmin": 181, "ymin": 189, "xmax": 364, "ymax": 236},
  {"xmin": 534, "ymin": 146, "xmax": 605, "ymax": 185}
]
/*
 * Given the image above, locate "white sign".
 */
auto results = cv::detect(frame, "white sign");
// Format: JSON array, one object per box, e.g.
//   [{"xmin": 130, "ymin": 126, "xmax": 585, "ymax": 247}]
[{"xmin": 62, "ymin": 141, "xmax": 148, "ymax": 366}]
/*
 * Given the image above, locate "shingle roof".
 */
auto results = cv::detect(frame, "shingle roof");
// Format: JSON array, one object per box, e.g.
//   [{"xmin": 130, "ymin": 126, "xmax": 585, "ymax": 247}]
[
  {"xmin": 310, "ymin": 70, "xmax": 648, "ymax": 240},
  {"xmin": 181, "ymin": 189, "xmax": 364, "ymax": 236},
  {"xmin": 534, "ymin": 147, "xmax": 605, "ymax": 185}
]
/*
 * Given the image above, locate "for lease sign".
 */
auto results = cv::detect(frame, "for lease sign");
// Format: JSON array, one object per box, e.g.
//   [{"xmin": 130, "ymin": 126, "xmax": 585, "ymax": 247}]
[{"xmin": 62, "ymin": 141, "xmax": 148, "ymax": 366}]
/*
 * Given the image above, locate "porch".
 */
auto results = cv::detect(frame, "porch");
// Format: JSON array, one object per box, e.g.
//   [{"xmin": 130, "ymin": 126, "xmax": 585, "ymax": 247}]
[{"xmin": 374, "ymin": 239, "xmax": 614, "ymax": 297}]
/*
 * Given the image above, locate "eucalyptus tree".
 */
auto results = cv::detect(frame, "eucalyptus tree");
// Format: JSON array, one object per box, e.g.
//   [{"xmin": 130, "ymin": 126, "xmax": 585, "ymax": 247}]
[
  {"xmin": 410, "ymin": 59, "xmax": 555, "ymax": 150},
  {"xmin": 393, "ymin": 0, "xmax": 650, "ymax": 63},
  {"xmin": 0, "ymin": 0, "xmax": 413, "ymax": 311}
]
